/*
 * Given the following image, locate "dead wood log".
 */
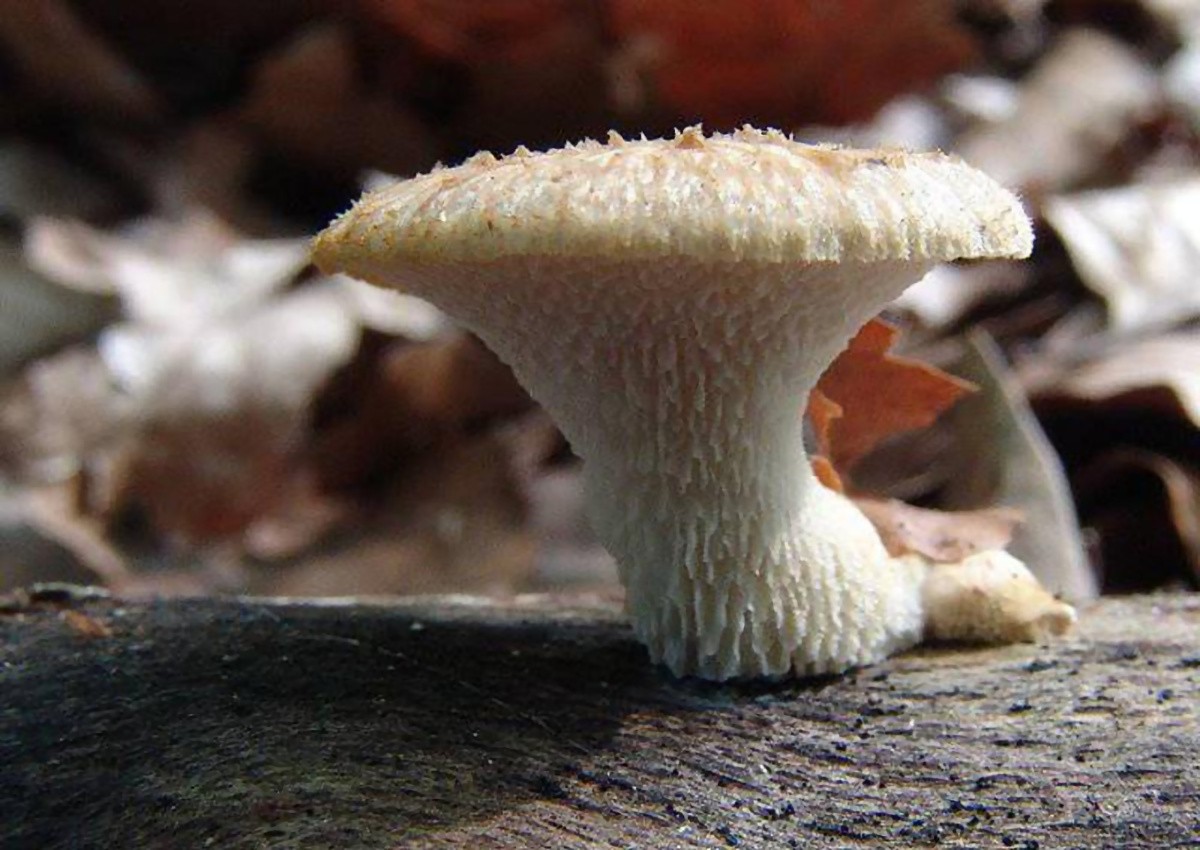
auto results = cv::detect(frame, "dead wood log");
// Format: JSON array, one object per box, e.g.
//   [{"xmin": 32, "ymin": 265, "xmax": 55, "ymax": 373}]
[{"xmin": 2, "ymin": 590, "xmax": 1198, "ymax": 849}]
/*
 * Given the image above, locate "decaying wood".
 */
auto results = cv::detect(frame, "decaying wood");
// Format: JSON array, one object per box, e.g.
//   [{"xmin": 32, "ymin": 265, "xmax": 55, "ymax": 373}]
[{"xmin": 2, "ymin": 590, "xmax": 1198, "ymax": 849}]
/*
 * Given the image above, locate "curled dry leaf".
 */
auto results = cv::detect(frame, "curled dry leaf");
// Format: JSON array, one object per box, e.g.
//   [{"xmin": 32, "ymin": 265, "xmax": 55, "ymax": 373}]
[
  {"xmin": 809, "ymin": 318, "xmax": 975, "ymax": 479},
  {"xmin": 1044, "ymin": 178, "xmax": 1200, "ymax": 334},
  {"xmin": 335, "ymin": 276, "xmax": 449, "ymax": 341},
  {"xmin": 13, "ymin": 212, "xmax": 387, "ymax": 544},
  {"xmin": 252, "ymin": 433, "xmax": 535, "ymax": 598},
  {"xmin": 944, "ymin": 331, "xmax": 1097, "ymax": 601},
  {"xmin": 609, "ymin": 0, "xmax": 975, "ymax": 126},
  {"xmin": 111, "ymin": 282, "xmax": 362, "ymax": 542},
  {"xmin": 17, "ymin": 482, "xmax": 132, "ymax": 588},
  {"xmin": 0, "ymin": 236, "xmax": 114, "ymax": 377},
  {"xmin": 0, "ymin": 346, "xmax": 131, "ymax": 483},
  {"xmin": 24, "ymin": 210, "xmax": 309, "ymax": 329},
  {"xmin": 957, "ymin": 28, "xmax": 1158, "ymax": 192},
  {"xmin": 1142, "ymin": 0, "xmax": 1200, "ymax": 38},
  {"xmin": 855, "ymin": 497, "xmax": 1023, "ymax": 563},
  {"xmin": 1030, "ymin": 331, "xmax": 1200, "ymax": 427}
]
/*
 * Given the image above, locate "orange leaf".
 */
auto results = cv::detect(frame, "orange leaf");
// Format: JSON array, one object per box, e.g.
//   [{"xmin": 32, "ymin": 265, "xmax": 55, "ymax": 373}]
[
  {"xmin": 812, "ymin": 318, "xmax": 975, "ymax": 477},
  {"xmin": 806, "ymin": 388, "xmax": 842, "ymax": 459},
  {"xmin": 810, "ymin": 455, "xmax": 845, "ymax": 493},
  {"xmin": 608, "ymin": 0, "xmax": 975, "ymax": 126}
]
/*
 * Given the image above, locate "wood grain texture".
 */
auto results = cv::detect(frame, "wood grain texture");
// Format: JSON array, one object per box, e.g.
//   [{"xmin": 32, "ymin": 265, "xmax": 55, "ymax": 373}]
[{"xmin": 2, "ymin": 591, "xmax": 1198, "ymax": 849}]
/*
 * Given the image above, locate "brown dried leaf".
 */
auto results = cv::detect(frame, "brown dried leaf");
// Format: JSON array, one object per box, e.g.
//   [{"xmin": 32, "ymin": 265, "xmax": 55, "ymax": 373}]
[
  {"xmin": 1030, "ymin": 331, "xmax": 1200, "ymax": 427},
  {"xmin": 16, "ymin": 213, "xmax": 367, "ymax": 544},
  {"xmin": 314, "ymin": 334, "xmax": 531, "ymax": 491},
  {"xmin": 112, "ymin": 283, "xmax": 361, "ymax": 543},
  {"xmin": 363, "ymin": 0, "xmax": 579, "ymax": 64},
  {"xmin": 957, "ymin": 29, "xmax": 1158, "ymax": 192},
  {"xmin": 609, "ymin": 0, "xmax": 975, "ymax": 126},
  {"xmin": 811, "ymin": 318, "xmax": 975, "ymax": 477},
  {"xmin": 254, "ymin": 433, "xmax": 535, "ymax": 597},
  {"xmin": 237, "ymin": 25, "xmax": 439, "ymax": 177},
  {"xmin": 855, "ymin": 497, "xmax": 1023, "ymax": 562},
  {"xmin": 1044, "ymin": 179, "xmax": 1200, "ymax": 333}
]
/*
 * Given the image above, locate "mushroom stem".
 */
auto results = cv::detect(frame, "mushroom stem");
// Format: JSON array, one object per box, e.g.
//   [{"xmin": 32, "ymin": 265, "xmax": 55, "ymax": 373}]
[{"xmin": 399, "ymin": 255, "xmax": 936, "ymax": 679}]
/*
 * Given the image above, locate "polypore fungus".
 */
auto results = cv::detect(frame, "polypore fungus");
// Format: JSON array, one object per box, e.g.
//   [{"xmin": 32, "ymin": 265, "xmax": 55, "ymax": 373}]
[{"xmin": 313, "ymin": 126, "xmax": 1074, "ymax": 680}]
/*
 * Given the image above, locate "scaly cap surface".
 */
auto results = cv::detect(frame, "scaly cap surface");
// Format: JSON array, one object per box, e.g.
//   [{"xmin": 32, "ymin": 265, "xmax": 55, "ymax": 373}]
[{"xmin": 313, "ymin": 126, "xmax": 1032, "ymax": 273}]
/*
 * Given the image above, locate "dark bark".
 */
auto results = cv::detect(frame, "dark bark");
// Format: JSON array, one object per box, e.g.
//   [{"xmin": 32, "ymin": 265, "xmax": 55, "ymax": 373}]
[{"xmin": 2, "ymin": 589, "xmax": 1198, "ymax": 849}]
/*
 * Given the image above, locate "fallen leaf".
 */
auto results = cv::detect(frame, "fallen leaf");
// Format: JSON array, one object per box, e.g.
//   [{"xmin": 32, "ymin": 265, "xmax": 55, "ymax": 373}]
[
  {"xmin": 236, "ymin": 24, "xmax": 440, "ymax": 178},
  {"xmin": 0, "ymin": 346, "xmax": 132, "ymax": 483},
  {"xmin": 892, "ymin": 262, "xmax": 1032, "ymax": 330},
  {"xmin": 0, "ymin": 236, "xmax": 115, "ymax": 376},
  {"xmin": 957, "ymin": 28, "xmax": 1158, "ymax": 192},
  {"xmin": 855, "ymin": 497, "xmax": 1023, "ymax": 562},
  {"xmin": 24, "ymin": 210, "xmax": 309, "ymax": 329},
  {"xmin": 810, "ymin": 318, "xmax": 975, "ymax": 478},
  {"xmin": 112, "ymin": 282, "xmax": 362, "ymax": 542},
  {"xmin": 1044, "ymin": 178, "xmax": 1200, "ymax": 333},
  {"xmin": 1164, "ymin": 42, "xmax": 1200, "ymax": 130},
  {"xmin": 61, "ymin": 608, "xmax": 113, "ymax": 638},
  {"xmin": 609, "ymin": 0, "xmax": 975, "ymax": 126},
  {"xmin": 335, "ymin": 276, "xmax": 449, "ymax": 341},
  {"xmin": 797, "ymin": 94, "xmax": 950, "ymax": 152},
  {"xmin": 16, "ymin": 213, "xmax": 374, "ymax": 544},
  {"xmin": 942, "ymin": 330, "xmax": 1097, "ymax": 601},
  {"xmin": 313, "ymin": 333, "xmax": 531, "ymax": 491},
  {"xmin": 1029, "ymin": 331, "xmax": 1200, "ymax": 427},
  {"xmin": 361, "ymin": 0, "xmax": 577, "ymax": 64},
  {"xmin": 252, "ymin": 433, "xmax": 535, "ymax": 597}
]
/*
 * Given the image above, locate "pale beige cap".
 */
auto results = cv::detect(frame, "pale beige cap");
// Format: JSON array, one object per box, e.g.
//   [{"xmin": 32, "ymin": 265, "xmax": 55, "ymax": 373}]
[{"xmin": 312, "ymin": 126, "xmax": 1032, "ymax": 274}]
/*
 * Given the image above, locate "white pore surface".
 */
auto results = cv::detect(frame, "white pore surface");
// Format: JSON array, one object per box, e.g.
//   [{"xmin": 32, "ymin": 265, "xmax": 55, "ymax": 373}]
[{"xmin": 358, "ymin": 255, "xmax": 934, "ymax": 679}]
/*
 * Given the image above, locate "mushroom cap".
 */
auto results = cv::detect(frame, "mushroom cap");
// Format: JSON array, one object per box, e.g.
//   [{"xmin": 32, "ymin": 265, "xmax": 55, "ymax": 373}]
[{"xmin": 313, "ymin": 126, "xmax": 1032, "ymax": 273}]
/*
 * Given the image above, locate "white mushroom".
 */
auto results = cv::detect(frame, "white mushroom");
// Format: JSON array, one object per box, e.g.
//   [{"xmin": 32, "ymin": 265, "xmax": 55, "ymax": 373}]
[{"xmin": 313, "ymin": 126, "xmax": 1073, "ymax": 680}]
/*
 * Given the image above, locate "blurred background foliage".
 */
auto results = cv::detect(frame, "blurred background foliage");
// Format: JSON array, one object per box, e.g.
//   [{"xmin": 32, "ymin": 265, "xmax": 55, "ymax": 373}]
[{"xmin": 1, "ymin": 0, "xmax": 1197, "ymax": 602}]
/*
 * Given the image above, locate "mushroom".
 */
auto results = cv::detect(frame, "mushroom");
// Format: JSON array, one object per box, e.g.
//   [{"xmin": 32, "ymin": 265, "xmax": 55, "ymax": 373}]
[{"xmin": 313, "ymin": 126, "xmax": 1074, "ymax": 680}]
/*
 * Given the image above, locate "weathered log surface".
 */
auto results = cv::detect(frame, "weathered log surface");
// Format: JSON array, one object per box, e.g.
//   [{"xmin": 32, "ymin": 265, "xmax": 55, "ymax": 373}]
[{"xmin": 2, "ymin": 590, "xmax": 1198, "ymax": 849}]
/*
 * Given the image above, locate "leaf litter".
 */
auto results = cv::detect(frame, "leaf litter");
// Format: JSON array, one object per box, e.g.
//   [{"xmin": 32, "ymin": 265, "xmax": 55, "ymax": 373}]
[{"xmin": 1, "ymin": 0, "xmax": 1198, "ymax": 599}]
